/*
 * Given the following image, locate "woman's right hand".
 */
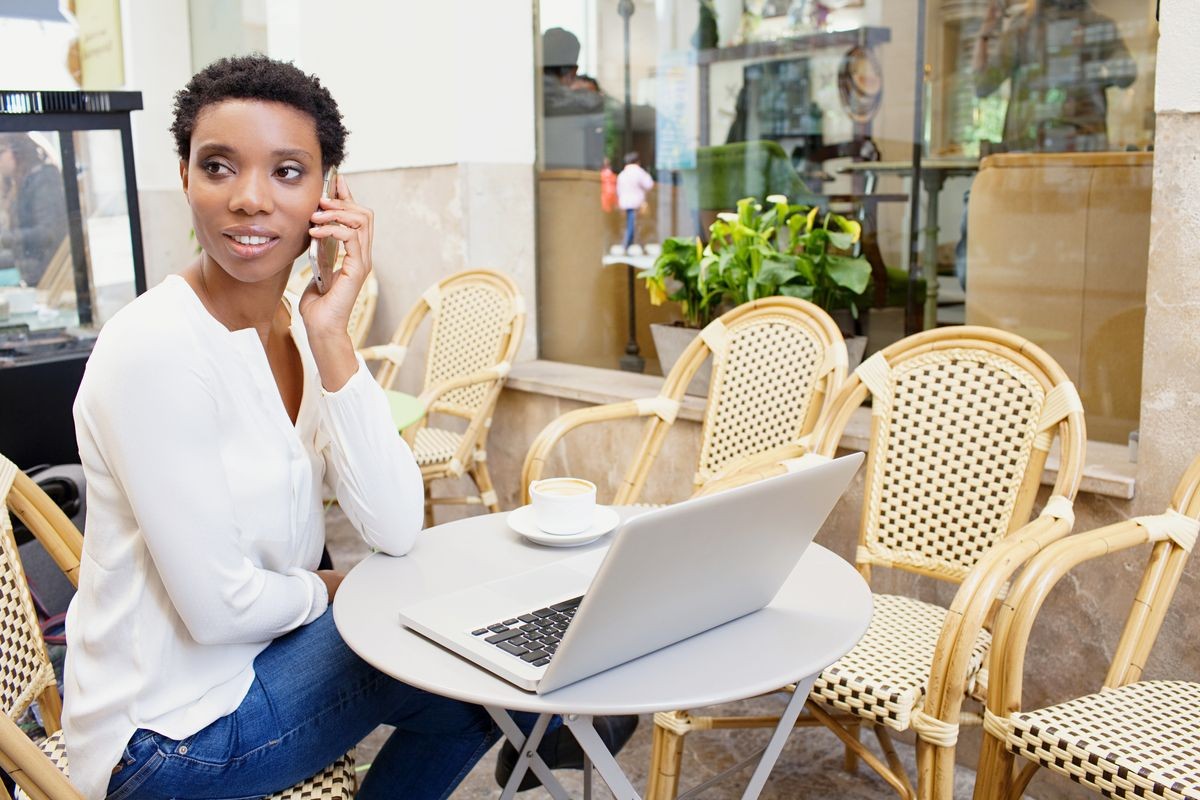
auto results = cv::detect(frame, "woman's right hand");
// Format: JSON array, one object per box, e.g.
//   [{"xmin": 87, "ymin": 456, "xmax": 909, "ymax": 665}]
[{"xmin": 316, "ymin": 570, "xmax": 345, "ymax": 603}]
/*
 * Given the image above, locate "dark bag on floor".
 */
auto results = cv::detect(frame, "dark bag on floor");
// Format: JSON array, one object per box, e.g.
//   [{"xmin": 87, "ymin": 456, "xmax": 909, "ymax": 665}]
[{"xmin": 12, "ymin": 463, "xmax": 85, "ymax": 633}]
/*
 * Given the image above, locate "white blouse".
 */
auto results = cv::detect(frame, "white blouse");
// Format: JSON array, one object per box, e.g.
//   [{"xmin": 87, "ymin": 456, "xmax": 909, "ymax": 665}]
[{"xmin": 62, "ymin": 274, "xmax": 424, "ymax": 799}]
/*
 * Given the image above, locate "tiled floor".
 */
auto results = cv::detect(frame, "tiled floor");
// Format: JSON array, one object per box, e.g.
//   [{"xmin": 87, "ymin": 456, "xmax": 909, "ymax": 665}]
[{"xmin": 326, "ymin": 507, "xmax": 983, "ymax": 799}]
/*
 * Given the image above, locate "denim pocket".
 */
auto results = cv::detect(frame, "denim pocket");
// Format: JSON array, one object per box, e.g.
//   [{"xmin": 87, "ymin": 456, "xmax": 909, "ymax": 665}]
[{"xmin": 105, "ymin": 735, "xmax": 164, "ymax": 800}]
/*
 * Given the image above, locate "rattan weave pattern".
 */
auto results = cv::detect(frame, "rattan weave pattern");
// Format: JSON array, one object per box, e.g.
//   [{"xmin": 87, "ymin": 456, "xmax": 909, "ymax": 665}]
[
  {"xmin": 424, "ymin": 285, "xmax": 512, "ymax": 412},
  {"xmin": 16, "ymin": 731, "xmax": 357, "ymax": 800},
  {"xmin": 13, "ymin": 730, "xmax": 69, "ymax": 798},
  {"xmin": 0, "ymin": 512, "xmax": 57, "ymax": 722},
  {"xmin": 811, "ymin": 593, "xmax": 991, "ymax": 732},
  {"xmin": 268, "ymin": 752, "xmax": 357, "ymax": 800},
  {"xmin": 411, "ymin": 427, "xmax": 463, "ymax": 466},
  {"xmin": 697, "ymin": 315, "xmax": 825, "ymax": 481},
  {"xmin": 1007, "ymin": 681, "xmax": 1200, "ymax": 800},
  {"xmin": 865, "ymin": 349, "xmax": 1045, "ymax": 579}
]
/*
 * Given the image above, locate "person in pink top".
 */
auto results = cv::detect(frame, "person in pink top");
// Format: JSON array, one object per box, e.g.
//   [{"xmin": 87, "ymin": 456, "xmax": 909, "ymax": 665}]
[{"xmin": 617, "ymin": 151, "xmax": 654, "ymax": 252}]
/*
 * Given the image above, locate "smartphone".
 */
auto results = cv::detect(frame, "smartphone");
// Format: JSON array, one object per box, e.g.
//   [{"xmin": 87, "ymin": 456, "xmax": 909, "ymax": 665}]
[{"xmin": 310, "ymin": 166, "xmax": 339, "ymax": 295}]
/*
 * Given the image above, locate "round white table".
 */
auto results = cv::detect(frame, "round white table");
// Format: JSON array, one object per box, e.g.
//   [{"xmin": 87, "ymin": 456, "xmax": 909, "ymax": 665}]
[{"xmin": 334, "ymin": 508, "xmax": 872, "ymax": 799}]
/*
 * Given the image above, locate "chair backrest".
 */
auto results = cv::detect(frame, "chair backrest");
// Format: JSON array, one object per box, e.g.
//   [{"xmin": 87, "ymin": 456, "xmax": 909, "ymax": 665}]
[
  {"xmin": 286, "ymin": 259, "xmax": 379, "ymax": 349},
  {"xmin": 0, "ymin": 455, "xmax": 87, "ymax": 799},
  {"xmin": 377, "ymin": 270, "xmax": 523, "ymax": 418},
  {"xmin": 1100, "ymin": 456, "xmax": 1200, "ymax": 689},
  {"xmin": 421, "ymin": 271, "xmax": 523, "ymax": 418},
  {"xmin": 616, "ymin": 296, "xmax": 847, "ymax": 504},
  {"xmin": 814, "ymin": 326, "xmax": 1087, "ymax": 583},
  {"xmin": 0, "ymin": 453, "xmax": 84, "ymax": 724},
  {"xmin": 0, "ymin": 460, "xmax": 58, "ymax": 730},
  {"xmin": 979, "ymin": 455, "xmax": 1200, "ymax": 778}
]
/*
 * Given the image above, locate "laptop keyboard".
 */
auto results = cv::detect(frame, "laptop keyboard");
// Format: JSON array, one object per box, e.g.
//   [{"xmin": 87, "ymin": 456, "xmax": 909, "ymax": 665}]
[{"xmin": 470, "ymin": 596, "xmax": 582, "ymax": 667}]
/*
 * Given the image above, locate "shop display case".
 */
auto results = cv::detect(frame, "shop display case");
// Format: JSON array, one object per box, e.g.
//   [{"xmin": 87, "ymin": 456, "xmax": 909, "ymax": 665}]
[{"xmin": 0, "ymin": 90, "xmax": 145, "ymax": 468}]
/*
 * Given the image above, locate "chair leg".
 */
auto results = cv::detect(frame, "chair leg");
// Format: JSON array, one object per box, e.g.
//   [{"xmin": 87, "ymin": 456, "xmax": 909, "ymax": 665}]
[
  {"xmin": 873, "ymin": 726, "xmax": 917, "ymax": 800},
  {"xmin": 470, "ymin": 458, "xmax": 501, "ymax": 513},
  {"xmin": 843, "ymin": 719, "xmax": 861, "ymax": 773},
  {"xmin": 1008, "ymin": 761, "xmax": 1039, "ymax": 800},
  {"xmin": 807, "ymin": 703, "xmax": 914, "ymax": 799},
  {"xmin": 926, "ymin": 737, "xmax": 958, "ymax": 800},
  {"xmin": 972, "ymin": 731, "xmax": 1018, "ymax": 800},
  {"xmin": 915, "ymin": 736, "xmax": 949, "ymax": 800},
  {"xmin": 646, "ymin": 711, "xmax": 690, "ymax": 800}
]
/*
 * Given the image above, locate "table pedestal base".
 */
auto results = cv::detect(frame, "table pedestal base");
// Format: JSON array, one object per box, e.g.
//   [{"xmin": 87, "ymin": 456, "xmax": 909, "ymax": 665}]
[{"xmin": 486, "ymin": 673, "xmax": 818, "ymax": 800}]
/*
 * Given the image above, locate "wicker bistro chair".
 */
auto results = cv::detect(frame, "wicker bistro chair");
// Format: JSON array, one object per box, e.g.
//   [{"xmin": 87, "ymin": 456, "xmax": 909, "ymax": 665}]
[
  {"xmin": 286, "ymin": 259, "xmax": 379, "ymax": 349},
  {"xmin": 973, "ymin": 456, "xmax": 1200, "ymax": 800},
  {"xmin": 521, "ymin": 296, "xmax": 848, "ymax": 507},
  {"xmin": 359, "ymin": 269, "xmax": 525, "ymax": 521},
  {"xmin": 0, "ymin": 454, "xmax": 357, "ymax": 800},
  {"xmin": 646, "ymin": 326, "xmax": 1088, "ymax": 800}
]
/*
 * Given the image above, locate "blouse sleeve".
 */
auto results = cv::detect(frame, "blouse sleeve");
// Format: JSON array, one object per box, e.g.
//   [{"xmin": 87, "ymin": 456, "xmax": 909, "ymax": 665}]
[
  {"xmin": 319, "ymin": 358, "xmax": 425, "ymax": 555},
  {"xmin": 76, "ymin": 331, "xmax": 328, "ymax": 646}
]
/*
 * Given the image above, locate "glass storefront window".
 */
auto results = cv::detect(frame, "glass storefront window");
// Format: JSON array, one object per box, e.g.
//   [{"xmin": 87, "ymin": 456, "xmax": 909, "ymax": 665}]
[
  {"xmin": 534, "ymin": 0, "xmax": 1157, "ymax": 446},
  {"xmin": 0, "ymin": 127, "xmax": 137, "ymax": 336}
]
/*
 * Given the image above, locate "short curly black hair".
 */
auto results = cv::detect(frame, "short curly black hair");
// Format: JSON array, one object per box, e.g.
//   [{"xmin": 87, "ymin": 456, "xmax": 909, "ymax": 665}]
[{"xmin": 170, "ymin": 54, "xmax": 348, "ymax": 168}]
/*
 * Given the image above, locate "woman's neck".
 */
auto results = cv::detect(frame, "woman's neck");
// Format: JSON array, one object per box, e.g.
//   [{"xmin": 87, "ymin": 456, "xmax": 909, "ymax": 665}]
[{"xmin": 190, "ymin": 254, "xmax": 291, "ymax": 340}]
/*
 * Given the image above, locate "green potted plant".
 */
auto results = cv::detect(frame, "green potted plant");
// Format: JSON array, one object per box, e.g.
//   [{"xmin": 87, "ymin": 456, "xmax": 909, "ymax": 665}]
[{"xmin": 640, "ymin": 195, "xmax": 872, "ymax": 393}]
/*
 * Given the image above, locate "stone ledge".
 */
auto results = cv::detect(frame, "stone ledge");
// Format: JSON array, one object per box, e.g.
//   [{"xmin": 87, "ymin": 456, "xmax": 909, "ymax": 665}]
[{"xmin": 507, "ymin": 360, "xmax": 1137, "ymax": 501}]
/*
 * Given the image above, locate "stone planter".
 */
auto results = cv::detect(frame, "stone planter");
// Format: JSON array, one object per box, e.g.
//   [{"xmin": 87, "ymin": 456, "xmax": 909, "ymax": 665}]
[
  {"xmin": 829, "ymin": 309, "xmax": 868, "ymax": 372},
  {"xmin": 650, "ymin": 323, "xmax": 711, "ymax": 397}
]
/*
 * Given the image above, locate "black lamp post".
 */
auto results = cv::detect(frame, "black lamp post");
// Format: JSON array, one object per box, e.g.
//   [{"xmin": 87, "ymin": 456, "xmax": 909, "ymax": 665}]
[{"xmin": 617, "ymin": 0, "xmax": 645, "ymax": 373}]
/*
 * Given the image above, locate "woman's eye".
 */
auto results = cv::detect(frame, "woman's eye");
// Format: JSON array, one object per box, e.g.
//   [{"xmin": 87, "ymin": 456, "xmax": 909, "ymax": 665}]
[
  {"xmin": 276, "ymin": 166, "xmax": 302, "ymax": 180},
  {"xmin": 201, "ymin": 160, "xmax": 229, "ymax": 175}
]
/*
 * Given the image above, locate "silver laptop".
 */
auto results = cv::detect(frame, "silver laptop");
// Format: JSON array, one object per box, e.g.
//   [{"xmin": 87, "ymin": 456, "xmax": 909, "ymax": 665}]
[{"xmin": 398, "ymin": 452, "xmax": 863, "ymax": 694}]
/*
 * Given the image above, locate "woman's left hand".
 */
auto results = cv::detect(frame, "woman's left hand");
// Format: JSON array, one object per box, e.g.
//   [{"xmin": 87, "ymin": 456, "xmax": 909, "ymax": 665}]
[{"xmin": 298, "ymin": 174, "xmax": 373, "ymax": 339}]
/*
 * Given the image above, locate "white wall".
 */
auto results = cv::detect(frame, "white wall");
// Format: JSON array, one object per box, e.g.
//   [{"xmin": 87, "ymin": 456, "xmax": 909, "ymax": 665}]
[
  {"xmin": 1156, "ymin": 0, "xmax": 1200, "ymax": 113},
  {"xmin": 122, "ymin": 0, "xmax": 193, "ymax": 191},
  {"xmin": 266, "ymin": 0, "xmax": 535, "ymax": 172}
]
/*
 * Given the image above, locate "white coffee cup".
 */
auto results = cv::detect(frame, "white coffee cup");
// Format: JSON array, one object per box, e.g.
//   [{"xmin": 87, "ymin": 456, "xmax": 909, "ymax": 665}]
[{"xmin": 529, "ymin": 477, "xmax": 597, "ymax": 535}]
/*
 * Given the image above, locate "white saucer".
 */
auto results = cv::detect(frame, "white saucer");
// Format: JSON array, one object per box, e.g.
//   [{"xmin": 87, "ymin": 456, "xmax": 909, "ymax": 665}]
[{"xmin": 506, "ymin": 504, "xmax": 620, "ymax": 547}]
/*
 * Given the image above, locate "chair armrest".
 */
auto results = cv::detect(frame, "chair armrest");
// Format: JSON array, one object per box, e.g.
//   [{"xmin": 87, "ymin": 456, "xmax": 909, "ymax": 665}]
[
  {"xmin": 918, "ymin": 500, "xmax": 1079, "ymax": 744},
  {"xmin": 8, "ymin": 470, "xmax": 83, "ymax": 588},
  {"xmin": 416, "ymin": 362, "xmax": 512, "ymax": 411},
  {"xmin": 357, "ymin": 343, "xmax": 409, "ymax": 369},
  {"xmin": 0, "ymin": 714, "xmax": 84, "ymax": 798},
  {"xmin": 695, "ymin": 442, "xmax": 816, "ymax": 498},
  {"xmin": 982, "ymin": 513, "xmax": 1194, "ymax": 730},
  {"xmin": 520, "ymin": 396, "xmax": 682, "ymax": 505},
  {"xmin": 401, "ymin": 364, "xmax": 513, "ymax": 447}
]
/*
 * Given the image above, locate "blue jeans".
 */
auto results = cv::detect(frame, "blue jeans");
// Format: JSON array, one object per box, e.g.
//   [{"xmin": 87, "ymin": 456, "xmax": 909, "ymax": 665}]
[
  {"xmin": 105, "ymin": 609, "xmax": 524, "ymax": 800},
  {"xmin": 623, "ymin": 208, "xmax": 636, "ymax": 248}
]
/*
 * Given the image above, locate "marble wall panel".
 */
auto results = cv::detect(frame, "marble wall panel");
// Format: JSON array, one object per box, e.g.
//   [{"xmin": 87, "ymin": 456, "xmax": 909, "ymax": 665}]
[{"xmin": 1137, "ymin": 112, "xmax": 1200, "ymax": 514}]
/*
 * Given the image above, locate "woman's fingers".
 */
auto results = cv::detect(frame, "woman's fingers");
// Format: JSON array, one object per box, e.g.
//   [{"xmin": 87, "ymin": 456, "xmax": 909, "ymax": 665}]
[
  {"xmin": 310, "ymin": 176, "xmax": 373, "ymax": 281},
  {"xmin": 310, "ymin": 221, "xmax": 369, "ymax": 273},
  {"xmin": 336, "ymin": 174, "xmax": 354, "ymax": 203}
]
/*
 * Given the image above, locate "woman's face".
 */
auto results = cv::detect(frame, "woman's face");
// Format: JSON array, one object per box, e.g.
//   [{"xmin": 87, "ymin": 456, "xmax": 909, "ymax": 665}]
[{"xmin": 181, "ymin": 99, "xmax": 324, "ymax": 284}]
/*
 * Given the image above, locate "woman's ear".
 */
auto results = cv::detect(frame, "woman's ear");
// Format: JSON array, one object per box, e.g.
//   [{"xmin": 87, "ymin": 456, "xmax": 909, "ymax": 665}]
[{"xmin": 179, "ymin": 159, "xmax": 189, "ymax": 196}]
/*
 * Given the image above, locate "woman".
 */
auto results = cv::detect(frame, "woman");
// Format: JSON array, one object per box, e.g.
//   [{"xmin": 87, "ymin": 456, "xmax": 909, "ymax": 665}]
[
  {"xmin": 0, "ymin": 132, "xmax": 68, "ymax": 285},
  {"xmin": 61, "ymin": 55, "xmax": 501, "ymax": 800}
]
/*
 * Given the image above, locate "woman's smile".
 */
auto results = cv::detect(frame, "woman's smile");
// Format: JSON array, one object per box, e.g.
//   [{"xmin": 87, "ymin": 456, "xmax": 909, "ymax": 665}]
[{"xmin": 221, "ymin": 224, "xmax": 283, "ymax": 260}]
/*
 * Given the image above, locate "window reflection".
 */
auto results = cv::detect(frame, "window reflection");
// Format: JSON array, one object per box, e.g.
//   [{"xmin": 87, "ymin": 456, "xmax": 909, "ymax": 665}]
[
  {"xmin": 534, "ymin": 0, "xmax": 1157, "ymax": 445},
  {"xmin": 0, "ymin": 128, "xmax": 135, "ymax": 337}
]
